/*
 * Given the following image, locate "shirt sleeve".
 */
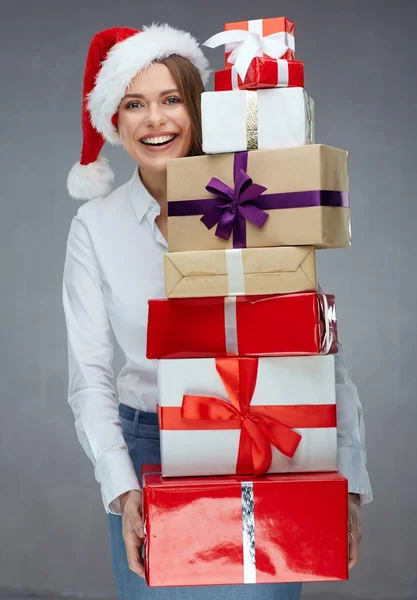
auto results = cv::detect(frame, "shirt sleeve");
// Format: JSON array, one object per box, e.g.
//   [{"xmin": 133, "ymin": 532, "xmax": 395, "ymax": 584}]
[
  {"xmin": 62, "ymin": 213, "xmax": 141, "ymax": 514},
  {"xmin": 318, "ymin": 284, "xmax": 373, "ymax": 504},
  {"xmin": 334, "ymin": 338, "xmax": 373, "ymax": 504}
]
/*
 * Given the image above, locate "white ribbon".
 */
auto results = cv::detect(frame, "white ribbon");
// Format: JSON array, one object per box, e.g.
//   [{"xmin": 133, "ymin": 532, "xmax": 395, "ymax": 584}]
[
  {"xmin": 224, "ymin": 296, "xmax": 238, "ymax": 354},
  {"xmin": 276, "ymin": 59, "xmax": 289, "ymax": 87},
  {"xmin": 225, "ymin": 249, "xmax": 245, "ymax": 296},
  {"xmin": 231, "ymin": 66, "xmax": 239, "ymax": 90},
  {"xmin": 230, "ymin": 58, "xmax": 289, "ymax": 89},
  {"xmin": 204, "ymin": 28, "xmax": 295, "ymax": 81}
]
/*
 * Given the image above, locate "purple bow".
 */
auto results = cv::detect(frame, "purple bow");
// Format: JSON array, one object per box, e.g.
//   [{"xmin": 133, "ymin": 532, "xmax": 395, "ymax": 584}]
[{"xmin": 200, "ymin": 152, "xmax": 269, "ymax": 248}]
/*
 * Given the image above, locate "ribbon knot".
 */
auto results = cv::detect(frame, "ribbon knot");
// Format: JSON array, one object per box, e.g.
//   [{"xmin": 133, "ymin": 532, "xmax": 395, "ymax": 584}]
[
  {"xmin": 181, "ymin": 357, "xmax": 302, "ymax": 476},
  {"xmin": 201, "ymin": 152, "xmax": 269, "ymax": 249}
]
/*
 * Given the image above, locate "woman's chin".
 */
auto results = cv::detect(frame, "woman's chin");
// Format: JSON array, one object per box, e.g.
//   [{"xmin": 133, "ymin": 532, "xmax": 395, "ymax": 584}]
[{"xmin": 137, "ymin": 147, "xmax": 189, "ymax": 170}]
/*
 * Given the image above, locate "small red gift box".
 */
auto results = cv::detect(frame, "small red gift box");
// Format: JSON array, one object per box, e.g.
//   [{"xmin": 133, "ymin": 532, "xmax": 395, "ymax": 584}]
[
  {"xmin": 223, "ymin": 17, "xmax": 296, "ymax": 64},
  {"xmin": 146, "ymin": 292, "xmax": 338, "ymax": 359},
  {"xmin": 143, "ymin": 466, "xmax": 348, "ymax": 587},
  {"xmin": 214, "ymin": 58, "xmax": 304, "ymax": 91}
]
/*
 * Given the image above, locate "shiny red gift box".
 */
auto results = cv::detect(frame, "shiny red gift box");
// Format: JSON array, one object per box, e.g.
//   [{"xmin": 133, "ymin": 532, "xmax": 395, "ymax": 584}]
[
  {"xmin": 146, "ymin": 292, "xmax": 338, "ymax": 359},
  {"xmin": 142, "ymin": 466, "xmax": 348, "ymax": 587},
  {"xmin": 214, "ymin": 58, "xmax": 304, "ymax": 91}
]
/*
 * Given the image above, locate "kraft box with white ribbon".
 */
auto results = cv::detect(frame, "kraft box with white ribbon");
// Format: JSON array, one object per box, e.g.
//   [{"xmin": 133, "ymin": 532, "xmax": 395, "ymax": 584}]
[
  {"xmin": 146, "ymin": 292, "xmax": 338, "ymax": 358},
  {"xmin": 142, "ymin": 467, "xmax": 348, "ymax": 586},
  {"xmin": 163, "ymin": 246, "xmax": 317, "ymax": 299},
  {"xmin": 157, "ymin": 354, "xmax": 337, "ymax": 478},
  {"xmin": 201, "ymin": 88, "xmax": 314, "ymax": 154}
]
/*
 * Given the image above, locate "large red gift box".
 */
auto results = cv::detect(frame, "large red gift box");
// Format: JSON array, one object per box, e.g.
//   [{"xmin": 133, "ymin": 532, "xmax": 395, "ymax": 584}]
[
  {"xmin": 146, "ymin": 292, "xmax": 338, "ymax": 359},
  {"xmin": 214, "ymin": 58, "xmax": 304, "ymax": 91},
  {"xmin": 143, "ymin": 466, "xmax": 348, "ymax": 587}
]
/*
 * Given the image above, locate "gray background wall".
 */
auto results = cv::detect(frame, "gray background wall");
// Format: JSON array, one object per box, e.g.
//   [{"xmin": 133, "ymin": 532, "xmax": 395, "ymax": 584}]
[{"xmin": 1, "ymin": 0, "xmax": 416, "ymax": 599}]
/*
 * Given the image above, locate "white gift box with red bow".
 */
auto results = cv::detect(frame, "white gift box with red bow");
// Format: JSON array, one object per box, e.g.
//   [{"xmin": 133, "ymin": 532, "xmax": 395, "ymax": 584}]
[{"xmin": 157, "ymin": 355, "xmax": 338, "ymax": 477}]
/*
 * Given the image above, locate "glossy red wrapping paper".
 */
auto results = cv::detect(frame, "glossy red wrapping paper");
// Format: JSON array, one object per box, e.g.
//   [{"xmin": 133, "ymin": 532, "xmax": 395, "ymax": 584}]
[
  {"xmin": 146, "ymin": 292, "xmax": 338, "ymax": 359},
  {"xmin": 214, "ymin": 58, "xmax": 304, "ymax": 91},
  {"xmin": 142, "ymin": 466, "xmax": 348, "ymax": 587}
]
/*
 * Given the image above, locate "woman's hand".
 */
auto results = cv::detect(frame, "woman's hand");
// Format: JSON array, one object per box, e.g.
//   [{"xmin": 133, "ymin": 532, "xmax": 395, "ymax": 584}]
[
  {"xmin": 348, "ymin": 493, "xmax": 362, "ymax": 570},
  {"xmin": 119, "ymin": 490, "xmax": 145, "ymax": 579}
]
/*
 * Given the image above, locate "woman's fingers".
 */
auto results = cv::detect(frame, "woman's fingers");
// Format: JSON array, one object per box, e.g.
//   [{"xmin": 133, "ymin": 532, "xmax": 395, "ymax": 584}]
[
  {"xmin": 348, "ymin": 493, "xmax": 362, "ymax": 570},
  {"xmin": 124, "ymin": 531, "xmax": 145, "ymax": 578},
  {"xmin": 128, "ymin": 510, "xmax": 144, "ymax": 539},
  {"xmin": 348, "ymin": 530, "xmax": 360, "ymax": 570},
  {"xmin": 121, "ymin": 490, "xmax": 146, "ymax": 578}
]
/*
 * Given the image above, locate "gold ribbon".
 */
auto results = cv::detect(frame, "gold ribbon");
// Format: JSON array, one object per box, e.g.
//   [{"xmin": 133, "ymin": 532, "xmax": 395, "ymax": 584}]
[
  {"xmin": 307, "ymin": 95, "xmax": 314, "ymax": 144},
  {"xmin": 246, "ymin": 90, "xmax": 313, "ymax": 148},
  {"xmin": 245, "ymin": 91, "xmax": 258, "ymax": 150}
]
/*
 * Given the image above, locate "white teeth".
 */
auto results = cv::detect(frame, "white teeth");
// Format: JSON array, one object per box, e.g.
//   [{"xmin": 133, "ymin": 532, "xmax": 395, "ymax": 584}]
[{"xmin": 141, "ymin": 135, "xmax": 176, "ymax": 145}]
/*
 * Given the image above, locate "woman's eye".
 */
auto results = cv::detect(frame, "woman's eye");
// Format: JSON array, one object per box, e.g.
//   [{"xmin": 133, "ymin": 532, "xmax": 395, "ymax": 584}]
[
  {"xmin": 126, "ymin": 101, "xmax": 141, "ymax": 109},
  {"xmin": 165, "ymin": 96, "xmax": 181, "ymax": 105}
]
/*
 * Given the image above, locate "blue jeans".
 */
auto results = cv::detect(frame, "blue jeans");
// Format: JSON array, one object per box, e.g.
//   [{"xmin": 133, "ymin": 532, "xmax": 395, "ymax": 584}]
[{"xmin": 108, "ymin": 405, "xmax": 302, "ymax": 600}]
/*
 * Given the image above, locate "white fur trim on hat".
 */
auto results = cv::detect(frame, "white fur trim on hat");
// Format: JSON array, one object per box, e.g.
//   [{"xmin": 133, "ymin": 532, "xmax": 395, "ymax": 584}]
[
  {"xmin": 67, "ymin": 157, "xmax": 115, "ymax": 201},
  {"xmin": 88, "ymin": 23, "xmax": 211, "ymax": 145}
]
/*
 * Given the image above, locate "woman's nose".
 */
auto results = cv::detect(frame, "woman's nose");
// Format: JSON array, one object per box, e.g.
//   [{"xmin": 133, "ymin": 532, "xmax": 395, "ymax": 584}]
[{"xmin": 145, "ymin": 104, "xmax": 167, "ymax": 127}]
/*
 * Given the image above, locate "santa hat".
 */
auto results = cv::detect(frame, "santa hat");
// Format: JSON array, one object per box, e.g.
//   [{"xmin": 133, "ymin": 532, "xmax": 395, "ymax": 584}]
[{"xmin": 67, "ymin": 23, "xmax": 210, "ymax": 201}]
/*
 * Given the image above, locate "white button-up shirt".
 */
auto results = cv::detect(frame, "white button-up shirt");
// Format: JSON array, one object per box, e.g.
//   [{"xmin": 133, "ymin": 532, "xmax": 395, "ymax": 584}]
[{"xmin": 63, "ymin": 169, "xmax": 373, "ymax": 514}]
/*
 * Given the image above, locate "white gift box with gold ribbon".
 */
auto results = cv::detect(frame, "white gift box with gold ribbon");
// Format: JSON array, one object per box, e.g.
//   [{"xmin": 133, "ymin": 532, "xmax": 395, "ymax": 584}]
[{"xmin": 202, "ymin": 88, "xmax": 314, "ymax": 155}]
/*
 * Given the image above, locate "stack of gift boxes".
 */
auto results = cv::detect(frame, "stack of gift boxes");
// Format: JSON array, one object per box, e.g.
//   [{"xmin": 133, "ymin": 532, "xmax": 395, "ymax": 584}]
[{"xmin": 144, "ymin": 16, "xmax": 350, "ymax": 588}]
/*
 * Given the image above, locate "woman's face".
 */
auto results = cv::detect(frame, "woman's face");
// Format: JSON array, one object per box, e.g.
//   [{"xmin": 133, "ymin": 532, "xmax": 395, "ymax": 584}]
[{"xmin": 117, "ymin": 62, "xmax": 192, "ymax": 173}]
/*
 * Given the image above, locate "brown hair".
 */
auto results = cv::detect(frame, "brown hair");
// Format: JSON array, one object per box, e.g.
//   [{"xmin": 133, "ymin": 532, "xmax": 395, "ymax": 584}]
[{"xmin": 158, "ymin": 54, "xmax": 205, "ymax": 157}]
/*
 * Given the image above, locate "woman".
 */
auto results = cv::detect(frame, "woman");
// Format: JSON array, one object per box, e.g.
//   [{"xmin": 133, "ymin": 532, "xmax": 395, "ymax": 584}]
[{"xmin": 63, "ymin": 22, "xmax": 372, "ymax": 600}]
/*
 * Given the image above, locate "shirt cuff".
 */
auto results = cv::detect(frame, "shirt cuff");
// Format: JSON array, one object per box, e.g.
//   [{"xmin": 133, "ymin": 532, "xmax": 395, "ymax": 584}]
[
  {"xmin": 94, "ymin": 448, "xmax": 141, "ymax": 515},
  {"xmin": 338, "ymin": 446, "xmax": 373, "ymax": 505}
]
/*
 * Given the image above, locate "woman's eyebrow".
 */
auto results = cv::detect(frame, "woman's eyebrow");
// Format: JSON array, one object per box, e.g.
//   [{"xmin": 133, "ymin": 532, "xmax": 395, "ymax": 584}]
[
  {"xmin": 159, "ymin": 88, "xmax": 179, "ymax": 96},
  {"xmin": 123, "ymin": 89, "xmax": 179, "ymax": 99}
]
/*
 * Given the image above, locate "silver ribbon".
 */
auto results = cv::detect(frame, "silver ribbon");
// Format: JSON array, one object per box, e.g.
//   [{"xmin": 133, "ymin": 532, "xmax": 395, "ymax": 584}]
[
  {"xmin": 241, "ymin": 482, "xmax": 256, "ymax": 584},
  {"xmin": 307, "ymin": 95, "xmax": 314, "ymax": 144}
]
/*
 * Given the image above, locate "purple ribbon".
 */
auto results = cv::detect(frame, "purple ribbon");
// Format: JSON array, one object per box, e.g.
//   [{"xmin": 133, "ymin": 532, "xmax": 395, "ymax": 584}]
[
  {"xmin": 168, "ymin": 151, "xmax": 350, "ymax": 249},
  {"xmin": 199, "ymin": 152, "xmax": 269, "ymax": 248}
]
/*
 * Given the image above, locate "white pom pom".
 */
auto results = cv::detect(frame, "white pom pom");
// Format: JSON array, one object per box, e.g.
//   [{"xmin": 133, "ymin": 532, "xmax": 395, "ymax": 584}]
[{"xmin": 67, "ymin": 157, "xmax": 115, "ymax": 201}]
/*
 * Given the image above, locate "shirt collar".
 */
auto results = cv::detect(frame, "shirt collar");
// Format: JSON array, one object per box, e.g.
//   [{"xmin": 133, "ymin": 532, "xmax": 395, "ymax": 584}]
[
  {"xmin": 127, "ymin": 168, "xmax": 161, "ymax": 224},
  {"xmin": 127, "ymin": 168, "xmax": 168, "ymax": 249}
]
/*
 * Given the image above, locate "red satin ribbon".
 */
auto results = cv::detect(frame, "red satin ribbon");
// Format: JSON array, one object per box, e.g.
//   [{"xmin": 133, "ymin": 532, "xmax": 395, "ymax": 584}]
[{"xmin": 158, "ymin": 357, "xmax": 336, "ymax": 477}]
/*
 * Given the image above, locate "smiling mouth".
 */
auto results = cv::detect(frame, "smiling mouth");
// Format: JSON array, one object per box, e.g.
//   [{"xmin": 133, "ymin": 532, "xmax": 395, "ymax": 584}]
[{"xmin": 140, "ymin": 134, "xmax": 177, "ymax": 146}]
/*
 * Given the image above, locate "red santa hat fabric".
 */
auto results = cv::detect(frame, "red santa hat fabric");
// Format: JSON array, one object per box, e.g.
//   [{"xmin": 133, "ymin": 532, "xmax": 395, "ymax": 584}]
[{"xmin": 67, "ymin": 24, "xmax": 210, "ymax": 201}]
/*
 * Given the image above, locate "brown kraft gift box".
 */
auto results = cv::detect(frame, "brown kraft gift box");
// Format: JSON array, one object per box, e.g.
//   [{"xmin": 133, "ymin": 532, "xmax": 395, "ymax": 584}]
[
  {"xmin": 164, "ymin": 246, "xmax": 317, "ymax": 299},
  {"xmin": 167, "ymin": 145, "xmax": 350, "ymax": 252}
]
